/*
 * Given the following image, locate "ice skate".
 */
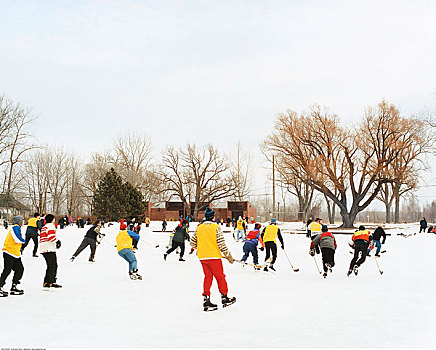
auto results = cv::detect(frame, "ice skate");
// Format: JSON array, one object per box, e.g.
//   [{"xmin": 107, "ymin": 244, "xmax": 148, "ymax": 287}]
[
  {"xmin": 221, "ymin": 294, "xmax": 236, "ymax": 308},
  {"xmin": 203, "ymin": 295, "xmax": 218, "ymax": 312},
  {"xmin": 0, "ymin": 286, "xmax": 9, "ymax": 297},
  {"xmin": 10, "ymin": 284, "xmax": 24, "ymax": 295}
]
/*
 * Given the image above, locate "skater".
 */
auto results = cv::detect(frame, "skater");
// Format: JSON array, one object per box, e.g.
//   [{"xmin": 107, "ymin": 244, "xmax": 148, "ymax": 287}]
[
  {"xmin": 368, "ymin": 225, "xmax": 386, "ymax": 257},
  {"xmin": 310, "ymin": 225, "xmax": 337, "ymax": 277},
  {"xmin": 419, "ymin": 217, "xmax": 427, "ymax": 233},
  {"xmin": 241, "ymin": 223, "xmax": 264, "ymax": 269},
  {"xmin": 261, "ymin": 218, "xmax": 284, "ymax": 271},
  {"xmin": 164, "ymin": 219, "xmax": 190, "ymax": 261},
  {"xmin": 235, "ymin": 216, "xmax": 246, "ymax": 241},
  {"xmin": 70, "ymin": 220, "xmax": 103, "ymax": 262},
  {"xmin": 144, "ymin": 216, "xmax": 150, "ymax": 227},
  {"xmin": 162, "ymin": 219, "xmax": 167, "ymax": 232},
  {"xmin": 40, "ymin": 214, "xmax": 62, "ymax": 289},
  {"xmin": 190, "ymin": 207, "xmax": 235, "ymax": 312},
  {"xmin": 133, "ymin": 221, "xmax": 141, "ymax": 249},
  {"xmin": 347, "ymin": 225, "xmax": 372, "ymax": 276},
  {"xmin": 306, "ymin": 216, "xmax": 313, "ymax": 238},
  {"xmin": 0, "ymin": 216, "xmax": 26, "ymax": 297},
  {"xmin": 21, "ymin": 212, "xmax": 43, "ymax": 257},
  {"xmin": 309, "ymin": 218, "xmax": 322, "ymax": 239},
  {"xmin": 116, "ymin": 222, "xmax": 142, "ymax": 280}
]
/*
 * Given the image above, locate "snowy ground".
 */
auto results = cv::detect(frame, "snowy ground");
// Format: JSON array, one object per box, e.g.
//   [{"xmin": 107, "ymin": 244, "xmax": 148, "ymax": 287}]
[{"xmin": 1, "ymin": 221, "xmax": 435, "ymax": 348}]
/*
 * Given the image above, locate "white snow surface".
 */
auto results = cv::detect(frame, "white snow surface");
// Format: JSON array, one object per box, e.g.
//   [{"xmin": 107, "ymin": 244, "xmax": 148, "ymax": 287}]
[{"xmin": 1, "ymin": 221, "xmax": 435, "ymax": 349}]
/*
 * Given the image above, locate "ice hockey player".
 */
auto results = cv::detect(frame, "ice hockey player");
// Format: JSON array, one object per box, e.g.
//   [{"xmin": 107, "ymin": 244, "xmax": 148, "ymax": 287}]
[
  {"xmin": 260, "ymin": 218, "xmax": 284, "ymax": 272},
  {"xmin": 190, "ymin": 207, "xmax": 236, "ymax": 312},
  {"xmin": 162, "ymin": 219, "xmax": 167, "ymax": 232},
  {"xmin": 21, "ymin": 212, "xmax": 43, "ymax": 257},
  {"xmin": 0, "ymin": 216, "xmax": 26, "ymax": 297},
  {"xmin": 235, "ymin": 216, "xmax": 246, "ymax": 241},
  {"xmin": 40, "ymin": 214, "xmax": 62, "ymax": 290},
  {"xmin": 164, "ymin": 219, "xmax": 190, "ymax": 261},
  {"xmin": 310, "ymin": 225, "xmax": 337, "ymax": 278},
  {"xmin": 419, "ymin": 217, "xmax": 427, "ymax": 233},
  {"xmin": 368, "ymin": 225, "xmax": 386, "ymax": 257},
  {"xmin": 70, "ymin": 220, "xmax": 103, "ymax": 262},
  {"xmin": 116, "ymin": 222, "xmax": 142, "ymax": 280},
  {"xmin": 240, "ymin": 223, "xmax": 264, "ymax": 269},
  {"xmin": 306, "ymin": 216, "xmax": 313, "ymax": 238},
  {"xmin": 347, "ymin": 225, "xmax": 372, "ymax": 276}
]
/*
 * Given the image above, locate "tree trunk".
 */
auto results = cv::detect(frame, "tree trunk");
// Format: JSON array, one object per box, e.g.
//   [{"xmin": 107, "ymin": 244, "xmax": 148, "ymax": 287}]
[
  {"xmin": 324, "ymin": 194, "xmax": 335, "ymax": 224},
  {"xmin": 339, "ymin": 207, "xmax": 358, "ymax": 228},
  {"xmin": 394, "ymin": 190, "xmax": 400, "ymax": 224},
  {"xmin": 385, "ymin": 202, "xmax": 391, "ymax": 223}
]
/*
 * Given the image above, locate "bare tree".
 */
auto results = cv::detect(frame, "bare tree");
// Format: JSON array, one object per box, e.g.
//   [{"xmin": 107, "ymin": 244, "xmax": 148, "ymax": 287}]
[{"xmin": 230, "ymin": 141, "xmax": 252, "ymax": 201}]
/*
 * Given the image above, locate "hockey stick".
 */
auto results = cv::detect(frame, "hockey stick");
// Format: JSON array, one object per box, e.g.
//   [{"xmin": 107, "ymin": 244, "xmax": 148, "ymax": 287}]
[
  {"xmin": 140, "ymin": 238, "xmax": 159, "ymax": 248},
  {"xmin": 374, "ymin": 254, "xmax": 384, "ymax": 275},
  {"xmin": 282, "ymin": 248, "xmax": 299, "ymax": 272},
  {"xmin": 312, "ymin": 255, "xmax": 322, "ymax": 274}
]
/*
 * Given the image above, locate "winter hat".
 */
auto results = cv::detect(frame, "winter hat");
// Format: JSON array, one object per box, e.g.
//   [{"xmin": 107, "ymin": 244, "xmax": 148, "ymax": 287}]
[
  {"xmin": 322, "ymin": 225, "xmax": 328, "ymax": 232},
  {"xmin": 120, "ymin": 222, "xmax": 127, "ymax": 230},
  {"xmin": 358, "ymin": 225, "xmax": 365, "ymax": 231},
  {"xmin": 13, "ymin": 215, "xmax": 23, "ymax": 226},
  {"xmin": 204, "ymin": 207, "xmax": 215, "ymax": 221},
  {"xmin": 254, "ymin": 223, "xmax": 261, "ymax": 230},
  {"xmin": 271, "ymin": 217, "xmax": 277, "ymax": 224}
]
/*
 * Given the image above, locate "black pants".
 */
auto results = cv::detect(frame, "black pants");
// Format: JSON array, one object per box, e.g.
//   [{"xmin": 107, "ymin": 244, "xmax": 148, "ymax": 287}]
[
  {"xmin": 21, "ymin": 234, "xmax": 39, "ymax": 255},
  {"xmin": 42, "ymin": 252, "xmax": 58, "ymax": 285},
  {"xmin": 419, "ymin": 226, "xmax": 427, "ymax": 233},
  {"xmin": 321, "ymin": 248, "xmax": 335, "ymax": 272},
  {"xmin": 349, "ymin": 242, "xmax": 368, "ymax": 270},
  {"xmin": 73, "ymin": 237, "xmax": 97, "ymax": 259},
  {"xmin": 0, "ymin": 253, "xmax": 24, "ymax": 287},
  {"xmin": 265, "ymin": 241, "xmax": 278, "ymax": 264},
  {"xmin": 166, "ymin": 241, "xmax": 185, "ymax": 258}
]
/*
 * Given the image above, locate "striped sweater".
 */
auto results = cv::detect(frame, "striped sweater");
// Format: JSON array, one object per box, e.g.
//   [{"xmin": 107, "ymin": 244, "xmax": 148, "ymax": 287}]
[{"xmin": 40, "ymin": 223, "xmax": 57, "ymax": 253}]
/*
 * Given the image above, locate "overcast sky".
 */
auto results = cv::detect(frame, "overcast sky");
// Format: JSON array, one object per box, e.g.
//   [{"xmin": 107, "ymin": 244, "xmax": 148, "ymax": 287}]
[{"xmin": 0, "ymin": 0, "xmax": 435, "ymax": 204}]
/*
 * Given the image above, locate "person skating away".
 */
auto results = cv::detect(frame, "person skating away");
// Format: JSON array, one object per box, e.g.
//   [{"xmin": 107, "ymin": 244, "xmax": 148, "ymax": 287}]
[
  {"xmin": 306, "ymin": 216, "xmax": 313, "ymax": 238},
  {"xmin": 190, "ymin": 207, "xmax": 236, "ymax": 312},
  {"xmin": 368, "ymin": 225, "xmax": 386, "ymax": 257},
  {"xmin": 116, "ymin": 222, "xmax": 142, "ymax": 280},
  {"xmin": 419, "ymin": 217, "xmax": 427, "ymax": 233},
  {"xmin": 0, "ymin": 216, "xmax": 26, "ymax": 297},
  {"xmin": 133, "ymin": 222, "xmax": 141, "ymax": 250},
  {"xmin": 310, "ymin": 225, "xmax": 337, "ymax": 278},
  {"xmin": 162, "ymin": 219, "xmax": 167, "ymax": 232},
  {"xmin": 347, "ymin": 225, "xmax": 372, "ymax": 276},
  {"xmin": 21, "ymin": 212, "xmax": 43, "ymax": 257},
  {"xmin": 70, "ymin": 220, "xmax": 103, "ymax": 262},
  {"xmin": 40, "ymin": 214, "xmax": 62, "ymax": 290},
  {"xmin": 164, "ymin": 219, "xmax": 190, "ymax": 261},
  {"xmin": 241, "ymin": 223, "xmax": 264, "ymax": 269},
  {"xmin": 260, "ymin": 217, "xmax": 284, "ymax": 272},
  {"xmin": 235, "ymin": 216, "xmax": 246, "ymax": 241}
]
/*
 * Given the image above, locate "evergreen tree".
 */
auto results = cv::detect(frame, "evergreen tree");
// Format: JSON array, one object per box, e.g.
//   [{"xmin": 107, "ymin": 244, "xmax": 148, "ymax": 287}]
[{"xmin": 93, "ymin": 168, "xmax": 145, "ymax": 221}]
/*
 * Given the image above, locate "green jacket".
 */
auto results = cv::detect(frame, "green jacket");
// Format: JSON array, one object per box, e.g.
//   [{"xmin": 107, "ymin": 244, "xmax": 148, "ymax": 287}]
[{"xmin": 173, "ymin": 225, "xmax": 190, "ymax": 243}]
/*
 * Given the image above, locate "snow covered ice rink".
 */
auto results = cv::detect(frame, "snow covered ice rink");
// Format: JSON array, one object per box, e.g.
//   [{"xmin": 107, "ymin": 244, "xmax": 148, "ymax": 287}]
[{"xmin": 1, "ymin": 221, "xmax": 435, "ymax": 348}]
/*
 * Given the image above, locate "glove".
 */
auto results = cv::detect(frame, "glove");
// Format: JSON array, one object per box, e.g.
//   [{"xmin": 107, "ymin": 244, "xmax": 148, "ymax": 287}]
[
  {"xmin": 309, "ymin": 249, "xmax": 315, "ymax": 256},
  {"xmin": 56, "ymin": 240, "xmax": 62, "ymax": 249},
  {"xmin": 260, "ymin": 247, "xmax": 264, "ymax": 251},
  {"xmin": 226, "ymin": 252, "xmax": 234, "ymax": 264}
]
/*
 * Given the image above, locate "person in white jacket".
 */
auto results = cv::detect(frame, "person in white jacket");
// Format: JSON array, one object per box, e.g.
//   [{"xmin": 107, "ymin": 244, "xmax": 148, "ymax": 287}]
[{"xmin": 40, "ymin": 214, "xmax": 62, "ymax": 289}]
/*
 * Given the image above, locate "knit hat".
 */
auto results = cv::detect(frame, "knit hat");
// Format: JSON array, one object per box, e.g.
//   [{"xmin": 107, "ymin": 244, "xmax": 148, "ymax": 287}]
[
  {"xmin": 271, "ymin": 217, "xmax": 277, "ymax": 224},
  {"xmin": 322, "ymin": 224, "xmax": 328, "ymax": 232},
  {"xmin": 358, "ymin": 225, "xmax": 365, "ymax": 231},
  {"xmin": 120, "ymin": 222, "xmax": 127, "ymax": 230},
  {"xmin": 13, "ymin": 215, "xmax": 23, "ymax": 226},
  {"xmin": 204, "ymin": 207, "xmax": 215, "ymax": 221},
  {"xmin": 254, "ymin": 223, "xmax": 261, "ymax": 230}
]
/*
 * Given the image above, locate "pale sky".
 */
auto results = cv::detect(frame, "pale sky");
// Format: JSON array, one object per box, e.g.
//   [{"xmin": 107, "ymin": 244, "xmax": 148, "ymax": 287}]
[{"xmin": 0, "ymin": 0, "xmax": 435, "ymax": 205}]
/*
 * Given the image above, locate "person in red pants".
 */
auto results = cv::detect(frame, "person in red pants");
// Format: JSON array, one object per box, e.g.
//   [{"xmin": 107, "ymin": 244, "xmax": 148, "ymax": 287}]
[{"xmin": 190, "ymin": 207, "xmax": 236, "ymax": 312}]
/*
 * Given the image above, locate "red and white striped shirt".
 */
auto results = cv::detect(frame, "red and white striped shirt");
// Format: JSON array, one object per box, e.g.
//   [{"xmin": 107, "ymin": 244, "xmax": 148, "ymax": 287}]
[{"xmin": 40, "ymin": 223, "xmax": 57, "ymax": 253}]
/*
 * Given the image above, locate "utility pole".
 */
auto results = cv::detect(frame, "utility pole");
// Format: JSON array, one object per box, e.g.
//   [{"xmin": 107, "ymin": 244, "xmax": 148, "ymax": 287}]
[{"xmin": 272, "ymin": 155, "xmax": 276, "ymax": 219}]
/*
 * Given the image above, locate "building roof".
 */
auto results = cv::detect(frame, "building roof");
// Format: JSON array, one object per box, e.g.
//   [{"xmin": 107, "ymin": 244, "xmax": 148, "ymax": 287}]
[{"xmin": 0, "ymin": 194, "xmax": 30, "ymax": 211}]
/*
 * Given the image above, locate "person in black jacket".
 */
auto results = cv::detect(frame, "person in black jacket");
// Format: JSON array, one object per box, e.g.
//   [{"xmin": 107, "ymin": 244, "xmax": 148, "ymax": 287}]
[
  {"xmin": 21, "ymin": 213, "xmax": 43, "ymax": 257},
  {"xmin": 419, "ymin": 217, "xmax": 427, "ymax": 233},
  {"xmin": 368, "ymin": 225, "xmax": 386, "ymax": 257},
  {"xmin": 70, "ymin": 220, "xmax": 103, "ymax": 262},
  {"xmin": 164, "ymin": 220, "xmax": 190, "ymax": 262}
]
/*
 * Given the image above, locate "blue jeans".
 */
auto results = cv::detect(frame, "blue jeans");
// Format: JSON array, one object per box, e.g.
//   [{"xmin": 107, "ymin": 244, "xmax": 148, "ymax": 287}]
[
  {"xmin": 118, "ymin": 248, "xmax": 137, "ymax": 272},
  {"xmin": 236, "ymin": 229, "xmax": 245, "ymax": 240},
  {"xmin": 368, "ymin": 240, "xmax": 382, "ymax": 255},
  {"xmin": 241, "ymin": 243, "xmax": 258, "ymax": 265}
]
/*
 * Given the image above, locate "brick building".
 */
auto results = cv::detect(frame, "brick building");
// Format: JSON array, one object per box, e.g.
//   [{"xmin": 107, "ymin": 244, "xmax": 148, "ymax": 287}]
[{"xmin": 144, "ymin": 200, "xmax": 256, "ymax": 222}]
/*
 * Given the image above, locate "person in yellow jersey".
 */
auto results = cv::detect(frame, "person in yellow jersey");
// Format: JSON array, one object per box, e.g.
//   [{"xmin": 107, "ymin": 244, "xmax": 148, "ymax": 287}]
[
  {"xmin": 309, "ymin": 218, "xmax": 323, "ymax": 254},
  {"xmin": 21, "ymin": 212, "xmax": 43, "ymax": 257},
  {"xmin": 347, "ymin": 225, "xmax": 372, "ymax": 276},
  {"xmin": 260, "ymin": 217, "xmax": 284, "ymax": 272},
  {"xmin": 190, "ymin": 207, "xmax": 236, "ymax": 312},
  {"xmin": 116, "ymin": 222, "xmax": 142, "ymax": 280},
  {"xmin": 0, "ymin": 216, "xmax": 26, "ymax": 297},
  {"xmin": 235, "ymin": 216, "xmax": 246, "ymax": 241}
]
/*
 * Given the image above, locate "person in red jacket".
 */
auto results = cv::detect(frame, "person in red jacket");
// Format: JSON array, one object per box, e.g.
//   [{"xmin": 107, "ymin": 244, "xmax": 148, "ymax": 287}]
[
  {"xmin": 240, "ymin": 223, "xmax": 264, "ymax": 269},
  {"xmin": 347, "ymin": 225, "xmax": 372, "ymax": 276}
]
